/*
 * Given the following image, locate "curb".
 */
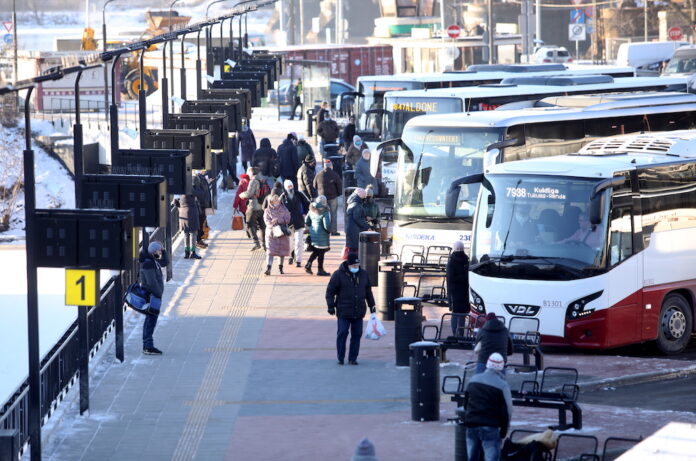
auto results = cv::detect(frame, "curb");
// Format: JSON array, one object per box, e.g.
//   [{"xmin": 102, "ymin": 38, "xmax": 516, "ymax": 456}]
[{"xmin": 579, "ymin": 364, "xmax": 696, "ymax": 392}]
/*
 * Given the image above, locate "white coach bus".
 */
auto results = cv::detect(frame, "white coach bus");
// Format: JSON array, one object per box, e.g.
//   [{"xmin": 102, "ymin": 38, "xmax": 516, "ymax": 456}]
[{"xmin": 460, "ymin": 131, "xmax": 696, "ymax": 353}]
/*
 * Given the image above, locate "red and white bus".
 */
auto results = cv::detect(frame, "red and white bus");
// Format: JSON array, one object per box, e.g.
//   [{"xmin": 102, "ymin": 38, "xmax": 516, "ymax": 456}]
[{"xmin": 465, "ymin": 131, "xmax": 696, "ymax": 353}]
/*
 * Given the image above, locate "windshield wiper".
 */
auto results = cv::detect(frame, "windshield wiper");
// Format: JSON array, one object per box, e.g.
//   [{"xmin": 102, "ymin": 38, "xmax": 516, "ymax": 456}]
[
  {"xmin": 501, "ymin": 255, "xmax": 587, "ymax": 278},
  {"xmin": 397, "ymin": 216, "xmax": 472, "ymax": 226}
]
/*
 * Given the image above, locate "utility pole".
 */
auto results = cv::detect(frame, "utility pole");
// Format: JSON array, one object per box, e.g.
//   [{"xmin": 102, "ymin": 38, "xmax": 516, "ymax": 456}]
[
  {"xmin": 336, "ymin": 0, "xmax": 343, "ymax": 44},
  {"xmin": 487, "ymin": 0, "xmax": 495, "ymax": 64},
  {"xmin": 644, "ymin": 0, "xmax": 648, "ymax": 41},
  {"xmin": 12, "ymin": 0, "xmax": 18, "ymax": 98},
  {"xmin": 536, "ymin": 0, "xmax": 541, "ymax": 45},
  {"xmin": 440, "ymin": 0, "xmax": 446, "ymax": 42},
  {"xmin": 299, "ymin": 0, "xmax": 305, "ymax": 45},
  {"xmin": 288, "ymin": 0, "xmax": 296, "ymax": 45}
]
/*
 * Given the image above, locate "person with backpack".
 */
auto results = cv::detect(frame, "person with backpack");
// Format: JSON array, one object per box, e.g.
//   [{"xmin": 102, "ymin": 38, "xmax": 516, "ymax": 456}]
[
  {"xmin": 239, "ymin": 167, "xmax": 269, "ymax": 251},
  {"xmin": 313, "ymin": 159, "xmax": 343, "ymax": 236},
  {"xmin": 304, "ymin": 195, "xmax": 331, "ymax": 276}
]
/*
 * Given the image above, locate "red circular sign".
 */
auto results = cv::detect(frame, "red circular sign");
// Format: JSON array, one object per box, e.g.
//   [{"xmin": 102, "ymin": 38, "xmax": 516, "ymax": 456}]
[
  {"xmin": 668, "ymin": 26, "xmax": 683, "ymax": 41},
  {"xmin": 447, "ymin": 25, "xmax": 461, "ymax": 39}
]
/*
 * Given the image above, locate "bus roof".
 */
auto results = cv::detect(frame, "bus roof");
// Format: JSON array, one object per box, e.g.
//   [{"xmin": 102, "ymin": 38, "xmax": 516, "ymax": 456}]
[
  {"xmin": 404, "ymin": 92, "xmax": 696, "ymax": 129},
  {"xmin": 578, "ymin": 129, "xmax": 696, "ymax": 157},
  {"xmin": 385, "ymin": 76, "xmax": 688, "ymax": 100}
]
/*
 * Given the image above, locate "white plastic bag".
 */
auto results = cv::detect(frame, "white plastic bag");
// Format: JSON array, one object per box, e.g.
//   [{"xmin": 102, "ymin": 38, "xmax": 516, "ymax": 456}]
[{"xmin": 365, "ymin": 313, "xmax": 387, "ymax": 340}]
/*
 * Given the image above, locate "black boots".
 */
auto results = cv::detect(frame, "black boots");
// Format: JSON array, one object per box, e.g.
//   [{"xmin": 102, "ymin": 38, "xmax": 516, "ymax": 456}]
[
  {"xmin": 317, "ymin": 268, "xmax": 330, "ymax": 276},
  {"xmin": 264, "ymin": 265, "xmax": 271, "ymax": 276},
  {"xmin": 185, "ymin": 247, "xmax": 202, "ymax": 260},
  {"xmin": 278, "ymin": 265, "xmax": 284, "ymax": 275},
  {"xmin": 305, "ymin": 264, "xmax": 313, "ymax": 275}
]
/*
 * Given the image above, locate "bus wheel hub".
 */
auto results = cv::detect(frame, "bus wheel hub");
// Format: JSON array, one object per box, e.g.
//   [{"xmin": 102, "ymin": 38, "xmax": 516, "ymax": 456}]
[{"xmin": 663, "ymin": 308, "xmax": 686, "ymax": 340}]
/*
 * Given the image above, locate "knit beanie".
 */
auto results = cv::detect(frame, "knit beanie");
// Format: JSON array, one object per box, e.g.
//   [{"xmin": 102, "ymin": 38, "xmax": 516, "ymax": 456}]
[
  {"xmin": 452, "ymin": 240, "xmax": 465, "ymax": 252},
  {"xmin": 351, "ymin": 438, "xmax": 378, "ymax": 461},
  {"xmin": 355, "ymin": 187, "xmax": 367, "ymax": 199},
  {"xmin": 284, "ymin": 179, "xmax": 294, "ymax": 190},
  {"xmin": 148, "ymin": 241, "xmax": 163, "ymax": 255},
  {"xmin": 486, "ymin": 352, "xmax": 505, "ymax": 371}
]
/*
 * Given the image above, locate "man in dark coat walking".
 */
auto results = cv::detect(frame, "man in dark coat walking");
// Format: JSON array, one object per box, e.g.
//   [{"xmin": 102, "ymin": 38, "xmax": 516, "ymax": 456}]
[
  {"xmin": 296, "ymin": 134, "xmax": 314, "ymax": 165},
  {"xmin": 313, "ymin": 159, "xmax": 343, "ymax": 235},
  {"xmin": 139, "ymin": 241, "xmax": 168, "ymax": 355},
  {"xmin": 238, "ymin": 124, "xmax": 257, "ymax": 173},
  {"xmin": 252, "ymin": 138, "xmax": 278, "ymax": 179},
  {"xmin": 298, "ymin": 154, "xmax": 317, "ymax": 200},
  {"xmin": 317, "ymin": 112, "xmax": 340, "ymax": 157},
  {"xmin": 281, "ymin": 179, "xmax": 311, "ymax": 267},
  {"xmin": 277, "ymin": 132, "xmax": 300, "ymax": 187},
  {"xmin": 446, "ymin": 240, "xmax": 469, "ymax": 335},
  {"xmin": 475, "ymin": 313, "xmax": 514, "ymax": 374},
  {"xmin": 326, "ymin": 253, "xmax": 376, "ymax": 365},
  {"xmin": 344, "ymin": 188, "xmax": 370, "ymax": 258}
]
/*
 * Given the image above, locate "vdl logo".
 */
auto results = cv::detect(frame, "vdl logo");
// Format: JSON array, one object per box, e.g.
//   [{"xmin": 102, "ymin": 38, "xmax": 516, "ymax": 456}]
[{"xmin": 504, "ymin": 304, "xmax": 540, "ymax": 316}]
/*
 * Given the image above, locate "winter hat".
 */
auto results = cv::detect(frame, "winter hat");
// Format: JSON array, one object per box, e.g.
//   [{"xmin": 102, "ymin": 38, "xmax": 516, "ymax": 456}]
[
  {"xmin": 351, "ymin": 438, "xmax": 377, "ymax": 461},
  {"xmin": 353, "ymin": 135, "xmax": 362, "ymax": 146},
  {"xmin": 347, "ymin": 253, "xmax": 360, "ymax": 266},
  {"xmin": 365, "ymin": 184, "xmax": 374, "ymax": 197},
  {"xmin": 148, "ymin": 241, "xmax": 163, "ymax": 255},
  {"xmin": 486, "ymin": 352, "xmax": 505, "ymax": 371},
  {"xmin": 287, "ymin": 132, "xmax": 297, "ymax": 140},
  {"xmin": 355, "ymin": 187, "xmax": 367, "ymax": 199},
  {"xmin": 305, "ymin": 154, "xmax": 315, "ymax": 163},
  {"xmin": 298, "ymin": 134, "xmax": 305, "ymax": 141},
  {"xmin": 284, "ymin": 179, "xmax": 294, "ymax": 190},
  {"xmin": 452, "ymin": 240, "xmax": 465, "ymax": 252},
  {"xmin": 485, "ymin": 312, "xmax": 497, "ymax": 322},
  {"xmin": 362, "ymin": 149, "xmax": 371, "ymax": 159},
  {"xmin": 316, "ymin": 195, "xmax": 328, "ymax": 206},
  {"xmin": 323, "ymin": 158, "xmax": 333, "ymax": 169},
  {"xmin": 240, "ymin": 173, "xmax": 250, "ymax": 181}
]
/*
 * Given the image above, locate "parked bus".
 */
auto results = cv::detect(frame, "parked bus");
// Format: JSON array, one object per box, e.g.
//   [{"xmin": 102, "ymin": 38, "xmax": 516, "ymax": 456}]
[
  {"xmin": 348, "ymin": 64, "xmax": 635, "ymax": 143},
  {"xmin": 392, "ymin": 92, "xmax": 696, "ymax": 262},
  {"xmin": 462, "ymin": 130, "xmax": 696, "ymax": 353}
]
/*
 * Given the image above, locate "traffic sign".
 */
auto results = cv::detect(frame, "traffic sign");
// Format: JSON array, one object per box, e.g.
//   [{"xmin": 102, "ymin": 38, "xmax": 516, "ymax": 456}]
[
  {"xmin": 668, "ymin": 26, "xmax": 684, "ymax": 41},
  {"xmin": 570, "ymin": 8, "xmax": 585, "ymax": 24},
  {"xmin": 447, "ymin": 24, "xmax": 461, "ymax": 39},
  {"xmin": 569, "ymin": 23, "xmax": 586, "ymax": 41},
  {"xmin": 65, "ymin": 269, "xmax": 99, "ymax": 306},
  {"xmin": 2, "ymin": 21, "xmax": 12, "ymax": 33},
  {"xmin": 3, "ymin": 34, "xmax": 11, "ymax": 45}
]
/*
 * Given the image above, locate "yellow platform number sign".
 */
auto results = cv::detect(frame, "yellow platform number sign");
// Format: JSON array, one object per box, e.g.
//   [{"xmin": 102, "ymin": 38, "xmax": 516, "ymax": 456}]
[{"xmin": 65, "ymin": 269, "xmax": 99, "ymax": 306}]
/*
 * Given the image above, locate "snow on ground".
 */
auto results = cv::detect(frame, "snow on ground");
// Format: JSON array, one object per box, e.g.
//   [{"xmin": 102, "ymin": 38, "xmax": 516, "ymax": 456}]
[{"xmin": 0, "ymin": 248, "xmax": 113, "ymax": 406}]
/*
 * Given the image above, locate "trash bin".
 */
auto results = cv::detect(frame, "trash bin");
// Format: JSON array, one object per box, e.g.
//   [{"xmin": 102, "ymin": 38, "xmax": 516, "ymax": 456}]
[
  {"xmin": 395, "ymin": 297, "xmax": 423, "ymax": 366},
  {"xmin": 454, "ymin": 407, "xmax": 467, "ymax": 461},
  {"xmin": 306, "ymin": 108, "xmax": 315, "ymax": 137},
  {"xmin": 377, "ymin": 260, "xmax": 402, "ymax": 321},
  {"xmin": 0, "ymin": 429, "xmax": 20, "ymax": 461},
  {"xmin": 342, "ymin": 168, "xmax": 356, "ymax": 189},
  {"xmin": 359, "ymin": 231, "xmax": 380, "ymax": 287},
  {"xmin": 409, "ymin": 341, "xmax": 440, "ymax": 422}
]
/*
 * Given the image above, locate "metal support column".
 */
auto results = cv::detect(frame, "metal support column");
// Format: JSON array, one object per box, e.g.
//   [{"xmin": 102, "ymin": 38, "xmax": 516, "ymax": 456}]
[
  {"xmin": 180, "ymin": 33, "xmax": 188, "ymax": 100},
  {"xmin": 162, "ymin": 45, "xmax": 170, "ymax": 127},
  {"xmin": 196, "ymin": 29, "xmax": 203, "ymax": 96},
  {"xmin": 487, "ymin": 0, "xmax": 495, "ymax": 64},
  {"xmin": 138, "ymin": 49, "xmax": 147, "ymax": 147},
  {"xmin": 114, "ymin": 274, "xmax": 124, "ymax": 362},
  {"xmin": 110, "ymin": 54, "xmax": 123, "ymax": 164}
]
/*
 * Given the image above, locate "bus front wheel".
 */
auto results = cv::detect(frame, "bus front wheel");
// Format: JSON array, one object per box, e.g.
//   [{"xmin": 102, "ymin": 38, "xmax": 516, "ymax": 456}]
[{"xmin": 657, "ymin": 293, "xmax": 692, "ymax": 355}]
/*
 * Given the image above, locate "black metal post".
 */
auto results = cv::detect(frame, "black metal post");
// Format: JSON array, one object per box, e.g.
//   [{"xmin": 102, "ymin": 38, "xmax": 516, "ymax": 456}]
[
  {"xmin": 180, "ymin": 33, "xmax": 188, "ymax": 99},
  {"xmin": 162, "ymin": 45, "xmax": 169, "ymax": 126},
  {"xmin": 239, "ymin": 13, "xmax": 244, "ymax": 57},
  {"xmin": 230, "ymin": 15, "xmax": 235, "ymax": 61},
  {"xmin": 114, "ymin": 274, "xmax": 124, "ymax": 362},
  {"xmin": 74, "ymin": 68, "xmax": 85, "ymax": 201},
  {"xmin": 219, "ymin": 20, "xmax": 225, "ymax": 76},
  {"xmin": 138, "ymin": 49, "xmax": 147, "ymax": 147},
  {"xmin": 244, "ymin": 13, "xmax": 248, "ymax": 48},
  {"xmin": 196, "ymin": 29, "xmax": 203, "ymax": 96},
  {"xmin": 205, "ymin": 26, "xmax": 212, "ymax": 78},
  {"xmin": 110, "ymin": 54, "xmax": 122, "ymax": 164},
  {"xmin": 165, "ymin": 193, "xmax": 173, "ymax": 281},
  {"xmin": 22, "ymin": 85, "xmax": 42, "ymax": 461}
]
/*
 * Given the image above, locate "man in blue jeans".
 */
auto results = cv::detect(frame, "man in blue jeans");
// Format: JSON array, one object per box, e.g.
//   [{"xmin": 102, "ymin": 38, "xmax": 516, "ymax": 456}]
[
  {"xmin": 325, "ymin": 253, "xmax": 376, "ymax": 365},
  {"xmin": 139, "ymin": 241, "xmax": 168, "ymax": 355},
  {"xmin": 463, "ymin": 353, "xmax": 512, "ymax": 461}
]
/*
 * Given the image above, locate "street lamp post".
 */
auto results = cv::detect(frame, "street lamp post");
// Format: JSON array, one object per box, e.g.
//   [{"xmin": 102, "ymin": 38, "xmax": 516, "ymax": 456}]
[
  {"xmin": 170, "ymin": 0, "xmax": 182, "ymax": 98},
  {"xmin": 102, "ymin": 0, "xmax": 118, "ymax": 123}
]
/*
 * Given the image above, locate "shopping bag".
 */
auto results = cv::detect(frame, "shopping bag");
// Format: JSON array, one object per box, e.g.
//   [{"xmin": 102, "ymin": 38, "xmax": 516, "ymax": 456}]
[
  {"xmin": 232, "ymin": 213, "xmax": 244, "ymax": 231},
  {"xmin": 365, "ymin": 313, "xmax": 387, "ymax": 340}
]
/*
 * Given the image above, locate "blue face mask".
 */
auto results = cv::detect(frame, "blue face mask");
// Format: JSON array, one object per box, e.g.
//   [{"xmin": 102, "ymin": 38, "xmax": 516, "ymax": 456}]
[{"xmin": 349, "ymin": 266, "xmax": 359, "ymax": 274}]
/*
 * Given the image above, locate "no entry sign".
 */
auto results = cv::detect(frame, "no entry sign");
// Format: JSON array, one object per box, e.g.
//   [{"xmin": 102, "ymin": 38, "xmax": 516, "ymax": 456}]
[{"xmin": 447, "ymin": 24, "xmax": 461, "ymax": 39}]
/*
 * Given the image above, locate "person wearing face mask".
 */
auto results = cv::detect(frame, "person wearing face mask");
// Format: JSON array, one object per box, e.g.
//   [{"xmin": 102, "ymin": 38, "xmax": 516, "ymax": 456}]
[
  {"xmin": 342, "ymin": 115, "xmax": 356, "ymax": 151},
  {"xmin": 139, "ymin": 241, "xmax": 169, "ymax": 355},
  {"xmin": 298, "ymin": 154, "xmax": 318, "ymax": 200},
  {"xmin": 313, "ymin": 159, "xmax": 343, "ymax": 236},
  {"xmin": 325, "ymin": 253, "xmax": 376, "ymax": 365},
  {"xmin": 345, "ymin": 135, "xmax": 364, "ymax": 168},
  {"xmin": 280, "ymin": 179, "xmax": 311, "ymax": 268},
  {"xmin": 238, "ymin": 122, "xmax": 257, "ymax": 173},
  {"xmin": 355, "ymin": 149, "xmax": 378, "ymax": 190},
  {"xmin": 345, "ymin": 188, "xmax": 371, "ymax": 259},
  {"xmin": 363, "ymin": 185, "xmax": 380, "ymax": 229}
]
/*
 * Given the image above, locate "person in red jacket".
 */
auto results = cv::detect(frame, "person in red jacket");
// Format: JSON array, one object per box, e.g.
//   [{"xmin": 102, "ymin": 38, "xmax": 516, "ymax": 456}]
[{"xmin": 233, "ymin": 173, "xmax": 251, "ymax": 238}]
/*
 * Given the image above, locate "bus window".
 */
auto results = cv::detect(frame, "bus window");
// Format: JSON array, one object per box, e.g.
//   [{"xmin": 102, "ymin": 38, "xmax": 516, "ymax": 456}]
[
  {"xmin": 646, "ymin": 112, "xmax": 696, "ymax": 131},
  {"xmin": 505, "ymin": 121, "xmax": 585, "ymax": 161},
  {"xmin": 608, "ymin": 207, "xmax": 634, "ymax": 266}
]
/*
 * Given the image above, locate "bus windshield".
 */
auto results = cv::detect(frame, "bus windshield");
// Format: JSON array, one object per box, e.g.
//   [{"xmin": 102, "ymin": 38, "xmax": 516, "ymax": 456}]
[
  {"xmin": 357, "ymin": 81, "xmax": 421, "ymax": 134},
  {"xmin": 395, "ymin": 127, "xmax": 503, "ymax": 220},
  {"xmin": 384, "ymin": 96, "xmax": 462, "ymax": 140},
  {"xmin": 471, "ymin": 174, "xmax": 609, "ymax": 280}
]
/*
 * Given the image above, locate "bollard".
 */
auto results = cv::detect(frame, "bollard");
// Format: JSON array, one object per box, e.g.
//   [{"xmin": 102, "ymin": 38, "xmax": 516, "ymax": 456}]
[
  {"xmin": 377, "ymin": 260, "xmax": 402, "ymax": 321},
  {"xmin": 0, "ymin": 429, "xmax": 19, "ymax": 461},
  {"xmin": 454, "ymin": 407, "xmax": 468, "ymax": 461},
  {"xmin": 306, "ymin": 108, "xmax": 315, "ymax": 137},
  {"xmin": 359, "ymin": 231, "xmax": 381, "ymax": 287},
  {"xmin": 395, "ymin": 297, "xmax": 423, "ymax": 366},
  {"xmin": 409, "ymin": 341, "xmax": 440, "ymax": 422}
]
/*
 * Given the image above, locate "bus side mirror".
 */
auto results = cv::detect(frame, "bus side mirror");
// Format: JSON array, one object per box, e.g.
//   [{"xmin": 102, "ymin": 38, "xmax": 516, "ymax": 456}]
[
  {"xmin": 445, "ymin": 174, "xmax": 484, "ymax": 218},
  {"xmin": 589, "ymin": 192, "xmax": 604, "ymax": 225}
]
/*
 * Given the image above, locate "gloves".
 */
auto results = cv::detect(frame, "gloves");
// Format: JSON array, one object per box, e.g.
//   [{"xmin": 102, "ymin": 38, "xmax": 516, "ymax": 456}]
[
  {"xmin": 370, "ymin": 306, "xmax": 376, "ymax": 314},
  {"xmin": 328, "ymin": 307, "xmax": 336, "ymax": 316}
]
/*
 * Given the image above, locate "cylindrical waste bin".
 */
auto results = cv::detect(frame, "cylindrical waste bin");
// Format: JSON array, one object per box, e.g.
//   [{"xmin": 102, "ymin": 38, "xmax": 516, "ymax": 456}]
[
  {"xmin": 395, "ymin": 297, "xmax": 423, "ymax": 366},
  {"xmin": 454, "ymin": 407, "xmax": 467, "ymax": 461},
  {"xmin": 377, "ymin": 260, "xmax": 402, "ymax": 321},
  {"xmin": 342, "ymin": 168, "xmax": 356, "ymax": 189},
  {"xmin": 409, "ymin": 341, "xmax": 440, "ymax": 422},
  {"xmin": 359, "ymin": 231, "xmax": 380, "ymax": 287}
]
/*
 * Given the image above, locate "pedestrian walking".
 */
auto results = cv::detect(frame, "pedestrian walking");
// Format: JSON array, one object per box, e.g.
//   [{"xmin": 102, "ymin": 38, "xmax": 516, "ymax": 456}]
[
  {"xmin": 304, "ymin": 195, "xmax": 331, "ymax": 276},
  {"xmin": 192, "ymin": 172, "xmax": 212, "ymax": 249},
  {"xmin": 317, "ymin": 111, "xmax": 339, "ymax": 158},
  {"xmin": 345, "ymin": 135, "xmax": 364, "ymax": 168},
  {"xmin": 252, "ymin": 137, "xmax": 278, "ymax": 180},
  {"xmin": 298, "ymin": 154, "xmax": 317, "ymax": 200},
  {"xmin": 463, "ymin": 352, "xmax": 513, "ymax": 461},
  {"xmin": 316, "ymin": 100, "xmax": 329, "ymax": 124},
  {"xmin": 139, "ymin": 241, "xmax": 168, "ymax": 355},
  {"xmin": 263, "ymin": 194, "xmax": 292, "ymax": 275},
  {"xmin": 447, "ymin": 240, "xmax": 470, "ymax": 335},
  {"xmin": 343, "ymin": 115, "xmax": 357, "ymax": 150},
  {"xmin": 175, "ymin": 194, "xmax": 202, "ymax": 259},
  {"xmin": 475, "ymin": 313, "xmax": 514, "ymax": 374},
  {"xmin": 239, "ymin": 167, "xmax": 268, "ymax": 251},
  {"xmin": 238, "ymin": 123, "xmax": 257, "ymax": 173},
  {"xmin": 233, "ymin": 173, "xmax": 251, "ymax": 238},
  {"xmin": 289, "ymin": 79, "xmax": 303, "ymax": 120},
  {"xmin": 280, "ymin": 179, "xmax": 310, "ymax": 268},
  {"xmin": 313, "ymin": 159, "xmax": 343, "ymax": 235},
  {"xmin": 296, "ymin": 134, "xmax": 315, "ymax": 165},
  {"xmin": 355, "ymin": 150, "xmax": 378, "ymax": 190},
  {"xmin": 326, "ymin": 253, "xmax": 376, "ymax": 365},
  {"xmin": 351, "ymin": 437, "xmax": 379, "ymax": 461},
  {"xmin": 345, "ymin": 188, "xmax": 370, "ymax": 258},
  {"xmin": 277, "ymin": 132, "xmax": 300, "ymax": 187},
  {"xmin": 363, "ymin": 185, "xmax": 380, "ymax": 228}
]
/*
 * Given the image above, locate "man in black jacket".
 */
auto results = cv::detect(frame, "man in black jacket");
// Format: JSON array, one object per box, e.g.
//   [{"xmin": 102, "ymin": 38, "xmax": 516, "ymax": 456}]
[
  {"xmin": 252, "ymin": 138, "xmax": 278, "ymax": 179},
  {"xmin": 464, "ymin": 352, "xmax": 513, "ymax": 461},
  {"xmin": 277, "ymin": 132, "xmax": 300, "ymax": 187},
  {"xmin": 475, "ymin": 313, "xmax": 514, "ymax": 374},
  {"xmin": 281, "ymin": 179, "xmax": 310, "ymax": 268},
  {"xmin": 446, "ymin": 240, "xmax": 469, "ymax": 336},
  {"xmin": 297, "ymin": 154, "xmax": 317, "ymax": 200},
  {"xmin": 139, "ymin": 241, "xmax": 168, "ymax": 355},
  {"xmin": 325, "ymin": 254, "xmax": 376, "ymax": 365}
]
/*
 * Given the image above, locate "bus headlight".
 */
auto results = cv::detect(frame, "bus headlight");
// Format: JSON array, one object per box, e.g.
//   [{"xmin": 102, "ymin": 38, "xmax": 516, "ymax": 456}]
[
  {"xmin": 566, "ymin": 291, "xmax": 603, "ymax": 320},
  {"xmin": 470, "ymin": 288, "xmax": 486, "ymax": 314}
]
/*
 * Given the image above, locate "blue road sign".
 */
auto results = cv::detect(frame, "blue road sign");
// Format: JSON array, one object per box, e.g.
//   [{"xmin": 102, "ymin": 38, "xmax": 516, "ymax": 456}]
[
  {"xmin": 570, "ymin": 9, "xmax": 585, "ymax": 24},
  {"xmin": 3, "ymin": 34, "xmax": 12, "ymax": 45}
]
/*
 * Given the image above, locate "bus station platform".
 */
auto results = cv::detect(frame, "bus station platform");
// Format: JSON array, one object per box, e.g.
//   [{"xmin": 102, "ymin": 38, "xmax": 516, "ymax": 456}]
[{"xmin": 40, "ymin": 188, "xmax": 696, "ymax": 461}]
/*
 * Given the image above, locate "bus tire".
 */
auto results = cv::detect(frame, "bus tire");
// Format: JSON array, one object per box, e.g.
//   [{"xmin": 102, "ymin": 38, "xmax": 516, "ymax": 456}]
[{"xmin": 656, "ymin": 293, "xmax": 692, "ymax": 355}]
